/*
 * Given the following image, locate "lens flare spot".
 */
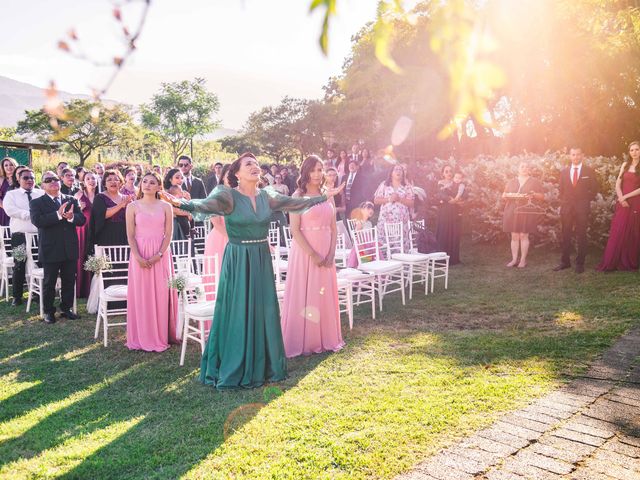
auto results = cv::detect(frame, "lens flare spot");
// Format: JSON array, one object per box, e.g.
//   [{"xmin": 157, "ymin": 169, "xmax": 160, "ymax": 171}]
[{"xmin": 301, "ymin": 306, "xmax": 320, "ymax": 324}]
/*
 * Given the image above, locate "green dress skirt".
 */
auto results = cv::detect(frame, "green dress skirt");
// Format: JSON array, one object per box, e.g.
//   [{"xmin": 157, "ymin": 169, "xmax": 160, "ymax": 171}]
[{"xmin": 181, "ymin": 186, "xmax": 326, "ymax": 390}]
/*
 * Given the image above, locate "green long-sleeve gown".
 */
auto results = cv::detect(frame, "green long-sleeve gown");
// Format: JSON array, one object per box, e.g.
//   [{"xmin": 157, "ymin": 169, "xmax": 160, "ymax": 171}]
[{"xmin": 180, "ymin": 186, "xmax": 327, "ymax": 390}]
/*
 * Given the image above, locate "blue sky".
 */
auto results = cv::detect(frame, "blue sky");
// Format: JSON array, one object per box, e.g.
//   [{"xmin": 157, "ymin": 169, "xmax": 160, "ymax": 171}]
[{"xmin": 1, "ymin": 0, "xmax": 378, "ymax": 129}]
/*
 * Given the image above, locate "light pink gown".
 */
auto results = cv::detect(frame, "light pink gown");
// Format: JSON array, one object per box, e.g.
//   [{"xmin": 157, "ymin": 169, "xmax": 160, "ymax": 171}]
[
  {"xmin": 126, "ymin": 206, "xmax": 178, "ymax": 352},
  {"xmin": 281, "ymin": 201, "xmax": 344, "ymax": 357},
  {"xmin": 203, "ymin": 216, "xmax": 228, "ymax": 293}
]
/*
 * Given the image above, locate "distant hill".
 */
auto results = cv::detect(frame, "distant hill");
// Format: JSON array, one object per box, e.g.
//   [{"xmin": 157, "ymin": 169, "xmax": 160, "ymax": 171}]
[{"xmin": 0, "ymin": 75, "xmax": 239, "ymax": 139}]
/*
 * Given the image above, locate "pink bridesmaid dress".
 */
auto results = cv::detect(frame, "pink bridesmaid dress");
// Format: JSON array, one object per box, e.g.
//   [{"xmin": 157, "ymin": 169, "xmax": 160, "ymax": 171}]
[
  {"xmin": 126, "ymin": 205, "xmax": 178, "ymax": 352},
  {"xmin": 203, "ymin": 216, "xmax": 228, "ymax": 291},
  {"xmin": 281, "ymin": 200, "xmax": 344, "ymax": 357}
]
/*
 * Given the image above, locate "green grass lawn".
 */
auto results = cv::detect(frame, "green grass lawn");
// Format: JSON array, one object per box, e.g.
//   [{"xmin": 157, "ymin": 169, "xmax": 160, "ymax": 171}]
[{"xmin": 0, "ymin": 242, "xmax": 637, "ymax": 479}]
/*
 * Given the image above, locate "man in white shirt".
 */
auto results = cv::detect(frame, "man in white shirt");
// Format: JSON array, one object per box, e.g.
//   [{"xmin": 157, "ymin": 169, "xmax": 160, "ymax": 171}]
[
  {"xmin": 3, "ymin": 168, "xmax": 45, "ymax": 306},
  {"xmin": 94, "ymin": 163, "xmax": 105, "ymax": 193}
]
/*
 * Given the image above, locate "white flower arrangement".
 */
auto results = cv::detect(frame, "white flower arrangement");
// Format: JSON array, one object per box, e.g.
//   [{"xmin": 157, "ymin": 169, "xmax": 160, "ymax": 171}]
[
  {"xmin": 84, "ymin": 255, "xmax": 112, "ymax": 274},
  {"xmin": 168, "ymin": 273, "xmax": 202, "ymax": 297},
  {"xmin": 12, "ymin": 244, "xmax": 27, "ymax": 263}
]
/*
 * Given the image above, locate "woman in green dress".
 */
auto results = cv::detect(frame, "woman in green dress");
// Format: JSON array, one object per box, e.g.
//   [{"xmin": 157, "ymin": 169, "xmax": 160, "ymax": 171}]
[{"xmin": 163, "ymin": 153, "xmax": 343, "ymax": 390}]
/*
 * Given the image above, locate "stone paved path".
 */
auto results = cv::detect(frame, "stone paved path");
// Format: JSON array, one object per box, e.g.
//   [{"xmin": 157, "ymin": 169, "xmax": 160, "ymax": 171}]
[{"xmin": 398, "ymin": 328, "xmax": 640, "ymax": 480}]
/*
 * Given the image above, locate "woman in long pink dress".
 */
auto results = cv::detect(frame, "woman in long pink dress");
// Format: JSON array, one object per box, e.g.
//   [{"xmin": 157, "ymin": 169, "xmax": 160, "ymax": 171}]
[
  {"xmin": 203, "ymin": 164, "xmax": 233, "ymax": 285},
  {"xmin": 597, "ymin": 141, "xmax": 640, "ymax": 271},
  {"xmin": 281, "ymin": 155, "xmax": 344, "ymax": 357},
  {"xmin": 125, "ymin": 171, "xmax": 178, "ymax": 351},
  {"xmin": 75, "ymin": 172, "xmax": 97, "ymax": 297}
]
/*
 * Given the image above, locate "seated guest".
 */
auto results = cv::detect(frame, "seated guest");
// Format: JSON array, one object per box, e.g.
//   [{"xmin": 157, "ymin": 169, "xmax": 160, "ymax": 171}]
[
  {"xmin": 121, "ymin": 167, "xmax": 137, "ymax": 196},
  {"xmin": 60, "ymin": 167, "xmax": 79, "ymax": 196},
  {"xmin": 30, "ymin": 171, "xmax": 86, "ymax": 324},
  {"xmin": 3, "ymin": 168, "xmax": 44, "ymax": 305},
  {"xmin": 177, "ymin": 155, "xmax": 207, "ymax": 199},
  {"xmin": 75, "ymin": 172, "xmax": 97, "ymax": 297}
]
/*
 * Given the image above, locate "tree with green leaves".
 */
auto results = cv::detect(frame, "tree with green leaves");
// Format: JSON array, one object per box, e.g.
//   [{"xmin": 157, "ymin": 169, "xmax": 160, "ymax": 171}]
[
  {"xmin": 140, "ymin": 78, "xmax": 220, "ymax": 160},
  {"xmin": 16, "ymin": 99, "xmax": 134, "ymax": 166},
  {"xmin": 0, "ymin": 127, "xmax": 17, "ymax": 141}
]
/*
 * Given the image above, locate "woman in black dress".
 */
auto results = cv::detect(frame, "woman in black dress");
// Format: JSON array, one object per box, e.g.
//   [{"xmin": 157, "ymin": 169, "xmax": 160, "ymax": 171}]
[
  {"xmin": 502, "ymin": 161, "xmax": 544, "ymax": 268},
  {"xmin": 435, "ymin": 165, "xmax": 463, "ymax": 265},
  {"xmin": 87, "ymin": 169, "xmax": 132, "ymax": 254}
]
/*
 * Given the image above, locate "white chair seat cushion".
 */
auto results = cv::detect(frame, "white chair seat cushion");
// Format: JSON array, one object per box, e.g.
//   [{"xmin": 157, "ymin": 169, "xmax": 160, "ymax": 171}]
[
  {"xmin": 30, "ymin": 267, "xmax": 44, "ymax": 278},
  {"xmin": 337, "ymin": 268, "xmax": 373, "ymax": 281},
  {"xmin": 185, "ymin": 300, "xmax": 215, "ymax": 318},
  {"xmin": 278, "ymin": 259, "xmax": 288, "ymax": 271},
  {"xmin": 4, "ymin": 257, "xmax": 14, "ymax": 267},
  {"xmin": 337, "ymin": 278, "xmax": 351, "ymax": 289},
  {"xmin": 103, "ymin": 284, "xmax": 128, "ymax": 300},
  {"xmin": 185, "ymin": 273, "xmax": 203, "ymax": 288},
  {"xmin": 359, "ymin": 260, "xmax": 403, "ymax": 274},
  {"xmin": 391, "ymin": 253, "xmax": 431, "ymax": 263}
]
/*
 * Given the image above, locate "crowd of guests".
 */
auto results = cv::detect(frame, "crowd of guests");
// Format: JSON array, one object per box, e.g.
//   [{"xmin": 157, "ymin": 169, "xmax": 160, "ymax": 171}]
[{"xmin": 1, "ymin": 140, "xmax": 638, "ymax": 390}]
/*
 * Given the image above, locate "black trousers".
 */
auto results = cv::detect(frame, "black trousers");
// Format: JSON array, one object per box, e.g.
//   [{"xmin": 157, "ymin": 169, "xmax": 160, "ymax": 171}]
[
  {"xmin": 10, "ymin": 232, "xmax": 27, "ymax": 300},
  {"xmin": 560, "ymin": 204, "xmax": 590, "ymax": 266},
  {"xmin": 42, "ymin": 260, "xmax": 76, "ymax": 315}
]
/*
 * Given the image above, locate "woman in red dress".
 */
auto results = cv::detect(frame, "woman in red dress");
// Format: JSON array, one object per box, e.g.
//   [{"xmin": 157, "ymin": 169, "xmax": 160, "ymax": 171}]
[{"xmin": 597, "ymin": 141, "xmax": 640, "ymax": 271}]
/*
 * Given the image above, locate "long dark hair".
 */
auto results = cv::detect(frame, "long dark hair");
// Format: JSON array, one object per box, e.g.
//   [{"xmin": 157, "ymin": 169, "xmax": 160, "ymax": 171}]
[
  {"xmin": 297, "ymin": 155, "xmax": 324, "ymax": 195},
  {"xmin": 163, "ymin": 168, "xmax": 181, "ymax": 190},
  {"xmin": 228, "ymin": 152, "xmax": 257, "ymax": 187},
  {"xmin": 622, "ymin": 141, "xmax": 640, "ymax": 178},
  {"xmin": 384, "ymin": 164, "xmax": 407, "ymax": 186}
]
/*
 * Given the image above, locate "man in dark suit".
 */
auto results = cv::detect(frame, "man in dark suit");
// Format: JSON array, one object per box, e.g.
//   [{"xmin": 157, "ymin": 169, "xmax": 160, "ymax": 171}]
[
  {"xmin": 204, "ymin": 162, "xmax": 223, "ymax": 192},
  {"xmin": 177, "ymin": 155, "xmax": 207, "ymax": 199},
  {"xmin": 280, "ymin": 167, "xmax": 297, "ymax": 195},
  {"xmin": 344, "ymin": 160, "xmax": 370, "ymax": 218},
  {"xmin": 30, "ymin": 171, "xmax": 86, "ymax": 323},
  {"xmin": 554, "ymin": 147, "xmax": 599, "ymax": 273}
]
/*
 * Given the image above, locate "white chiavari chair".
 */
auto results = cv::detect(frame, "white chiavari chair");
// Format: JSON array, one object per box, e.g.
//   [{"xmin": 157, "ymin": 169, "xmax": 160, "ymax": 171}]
[
  {"xmin": 94, "ymin": 245, "xmax": 130, "ymax": 346},
  {"xmin": 269, "ymin": 226, "xmax": 287, "ymax": 281},
  {"xmin": 180, "ymin": 254, "xmax": 219, "ymax": 366},
  {"xmin": 351, "ymin": 227, "xmax": 405, "ymax": 311},
  {"xmin": 281, "ymin": 226, "xmax": 292, "ymax": 258},
  {"xmin": 334, "ymin": 232, "xmax": 350, "ymax": 268},
  {"xmin": 0, "ymin": 226, "xmax": 13, "ymax": 301},
  {"xmin": 337, "ymin": 268, "xmax": 376, "ymax": 321},
  {"xmin": 408, "ymin": 220, "xmax": 450, "ymax": 292},
  {"xmin": 191, "ymin": 225, "xmax": 207, "ymax": 257},
  {"xmin": 384, "ymin": 222, "xmax": 430, "ymax": 299}
]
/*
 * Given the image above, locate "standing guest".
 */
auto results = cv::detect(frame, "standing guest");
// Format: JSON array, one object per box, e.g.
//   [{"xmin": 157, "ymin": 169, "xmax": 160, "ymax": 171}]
[
  {"xmin": 336, "ymin": 149, "xmax": 349, "ymax": 178},
  {"xmin": 435, "ymin": 165, "xmax": 463, "ymax": 265},
  {"xmin": 271, "ymin": 174, "xmax": 290, "ymax": 196},
  {"xmin": 134, "ymin": 163, "xmax": 144, "ymax": 182},
  {"xmin": 126, "ymin": 171, "xmax": 177, "ymax": 351},
  {"xmin": 75, "ymin": 166, "xmax": 87, "ymax": 186},
  {"xmin": 374, "ymin": 164, "xmax": 415, "ymax": 253},
  {"xmin": 502, "ymin": 161, "xmax": 545, "ymax": 268},
  {"xmin": 281, "ymin": 155, "xmax": 344, "ymax": 357},
  {"xmin": 280, "ymin": 167, "xmax": 297, "ymax": 196},
  {"xmin": 3, "ymin": 168, "xmax": 44, "ymax": 306},
  {"xmin": 204, "ymin": 164, "xmax": 233, "ymax": 282},
  {"xmin": 164, "ymin": 168, "xmax": 193, "ymax": 239},
  {"xmin": 0, "ymin": 157, "xmax": 17, "ymax": 226},
  {"xmin": 324, "ymin": 167, "xmax": 345, "ymax": 220},
  {"xmin": 162, "ymin": 152, "xmax": 343, "ymax": 390},
  {"xmin": 204, "ymin": 162, "xmax": 223, "ymax": 193},
  {"xmin": 360, "ymin": 148, "xmax": 374, "ymax": 174},
  {"xmin": 177, "ymin": 155, "xmax": 207, "ymax": 199},
  {"xmin": 261, "ymin": 164, "xmax": 275, "ymax": 185},
  {"xmin": 270, "ymin": 164, "xmax": 280, "ymax": 181},
  {"xmin": 344, "ymin": 160, "xmax": 369, "ymax": 218},
  {"xmin": 120, "ymin": 167, "xmax": 137, "ymax": 196},
  {"xmin": 152, "ymin": 164, "xmax": 163, "ymax": 176},
  {"xmin": 94, "ymin": 162, "xmax": 105, "ymax": 192},
  {"xmin": 75, "ymin": 171, "xmax": 97, "ymax": 297},
  {"xmin": 60, "ymin": 167, "xmax": 79, "ymax": 196},
  {"xmin": 554, "ymin": 147, "xmax": 599, "ymax": 273},
  {"xmin": 87, "ymin": 169, "xmax": 132, "ymax": 254},
  {"xmin": 597, "ymin": 141, "xmax": 640, "ymax": 271},
  {"xmin": 56, "ymin": 161, "xmax": 68, "ymax": 179},
  {"xmin": 349, "ymin": 143, "xmax": 361, "ymax": 165},
  {"xmin": 325, "ymin": 148, "xmax": 337, "ymax": 169},
  {"xmin": 30, "ymin": 171, "xmax": 86, "ymax": 324},
  {"xmin": 13, "ymin": 166, "xmax": 28, "ymax": 189}
]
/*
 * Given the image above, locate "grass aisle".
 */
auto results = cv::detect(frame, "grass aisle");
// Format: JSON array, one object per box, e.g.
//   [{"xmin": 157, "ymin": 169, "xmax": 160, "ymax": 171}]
[{"xmin": 0, "ymin": 243, "xmax": 636, "ymax": 479}]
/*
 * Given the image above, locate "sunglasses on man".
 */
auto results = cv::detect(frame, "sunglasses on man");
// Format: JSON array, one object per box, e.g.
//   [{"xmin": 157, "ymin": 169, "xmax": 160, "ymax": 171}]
[{"xmin": 42, "ymin": 177, "xmax": 60, "ymax": 183}]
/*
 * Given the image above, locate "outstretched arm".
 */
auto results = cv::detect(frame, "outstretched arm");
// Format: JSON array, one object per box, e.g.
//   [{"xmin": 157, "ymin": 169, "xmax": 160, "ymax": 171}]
[{"xmin": 161, "ymin": 185, "xmax": 234, "ymax": 220}]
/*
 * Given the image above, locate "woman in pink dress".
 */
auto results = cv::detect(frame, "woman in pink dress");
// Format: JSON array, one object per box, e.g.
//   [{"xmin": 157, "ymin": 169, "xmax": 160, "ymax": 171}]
[
  {"xmin": 75, "ymin": 171, "xmax": 97, "ymax": 298},
  {"xmin": 203, "ymin": 164, "xmax": 233, "ymax": 290},
  {"xmin": 281, "ymin": 155, "xmax": 345, "ymax": 357},
  {"xmin": 597, "ymin": 141, "xmax": 640, "ymax": 271},
  {"xmin": 125, "ymin": 171, "xmax": 178, "ymax": 351}
]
